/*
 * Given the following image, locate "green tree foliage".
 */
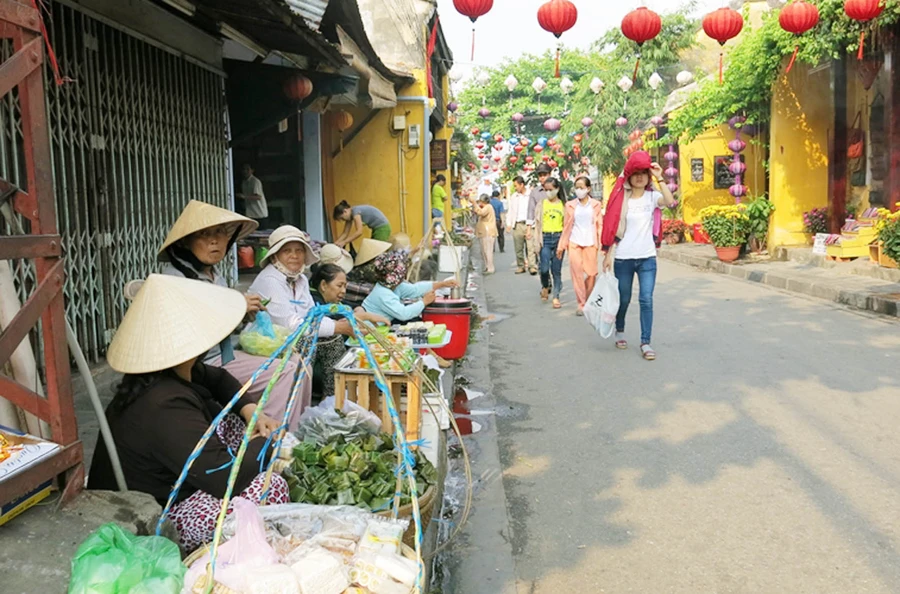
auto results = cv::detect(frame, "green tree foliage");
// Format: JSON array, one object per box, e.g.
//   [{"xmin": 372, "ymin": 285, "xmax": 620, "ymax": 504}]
[{"xmin": 664, "ymin": 0, "xmax": 900, "ymax": 144}]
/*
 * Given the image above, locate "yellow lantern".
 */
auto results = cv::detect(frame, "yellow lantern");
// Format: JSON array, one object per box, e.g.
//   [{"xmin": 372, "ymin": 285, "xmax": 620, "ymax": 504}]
[{"xmin": 333, "ymin": 110, "xmax": 354, "ymax": 149}]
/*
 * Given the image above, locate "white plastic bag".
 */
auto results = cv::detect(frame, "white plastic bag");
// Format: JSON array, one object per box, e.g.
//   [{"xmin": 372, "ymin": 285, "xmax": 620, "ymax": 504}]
[{"xmin": 583, "ymin": 271, "xmax": 619, "ymax": 339}]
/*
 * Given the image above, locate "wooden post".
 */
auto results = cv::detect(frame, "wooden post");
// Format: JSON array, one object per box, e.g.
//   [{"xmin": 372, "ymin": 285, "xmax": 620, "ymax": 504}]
[
  {"xmin": 831, "ymin": 57, "xmax": 849, "ymax": 232},
  {"xmin": 890, "ymin": 32, "xmax": 900, "ymax": 212}
]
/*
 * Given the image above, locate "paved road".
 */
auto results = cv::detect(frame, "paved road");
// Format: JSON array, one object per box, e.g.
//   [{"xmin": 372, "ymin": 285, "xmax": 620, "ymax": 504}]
[{"xmin": 480, "ymin": 248, "xmax": 900, "ymax": 593}]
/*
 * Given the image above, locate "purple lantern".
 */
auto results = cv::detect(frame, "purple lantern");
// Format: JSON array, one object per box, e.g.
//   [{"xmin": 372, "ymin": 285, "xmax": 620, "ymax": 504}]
[
  {"xmin": 742, "ymin": 124, "xmax": 758, "ymax": 137},
  {"xmin": 448, "ymin": 102, "xmax": 458, "ymax": 113},
  {"xmin": 616, "ymin": 116, "xmax": 628, "ymax": 127},
  {"xmin": 729, "ymin": 161, "xmax": 747, "ymax": 176},
  {"xmin": 728, "ymin": 138, "xmax": 747, "ymax": 153},
  {"xmin": 581, "ymin": 117, "xmax": 594, "ymax": 128},
  {"xmin": 664, "ymin": 167, "xmax": 679, "ymax": 178},
  {"xmin": 729, "ymin": 184, "xmax": 748, "ymax": 198},
  {"xmin": 728, "ymin": 115, "xmax": 746, "ymax": 130},
  {"xmin": 667, "ymin": 182, "xmax": 679, "ymax": 193},
  {"xmin": 664, "ymin": 151, "xmax": 679, "ymax": 162},
  {"xmin": 543, "ymin": 118, "xmax": 561, "ymax": 132},
  {"xmin": 650, "ymin": 116, "xmax": 665, "ymax": 127},
  {"xmin": 478, "ymin": 107, "xmax": 491, "ymax": 119},
  {"xmin": 512, "ymin": 113, "xmax": 525, "ymax": 122}
]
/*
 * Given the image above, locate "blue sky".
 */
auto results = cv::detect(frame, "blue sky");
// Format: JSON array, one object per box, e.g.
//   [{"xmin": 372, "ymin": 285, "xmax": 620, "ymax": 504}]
[{"xmin": 436, "ymin": 0, "xmax": 726, "ymax": 69}]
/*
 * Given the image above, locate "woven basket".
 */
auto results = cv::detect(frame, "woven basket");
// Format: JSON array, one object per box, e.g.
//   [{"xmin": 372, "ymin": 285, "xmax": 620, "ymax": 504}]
[{"xmin": 377, "ymin": 485, "xmax": 436, "ymax": 548}]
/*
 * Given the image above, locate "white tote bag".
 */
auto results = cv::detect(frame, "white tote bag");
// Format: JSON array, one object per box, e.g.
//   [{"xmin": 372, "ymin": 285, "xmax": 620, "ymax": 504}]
[{"xmin": 583, "ymin": 271, "xmax": 619, "ymax": 339}]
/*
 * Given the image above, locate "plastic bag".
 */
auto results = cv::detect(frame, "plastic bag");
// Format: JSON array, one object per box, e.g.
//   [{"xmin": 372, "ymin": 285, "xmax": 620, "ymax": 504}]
[
  {"xmin": 182, "ymin": 497, "xmax": 279, "ymax": 592},
  {"xmin": 295, "ymin": 396, "xmax": 382, "ymax": 445},
  {"xmin": 583, "ymin": 271, "xmax": 619, "ymax": 339},
  {"xmin": 240, "ymin": 311, "xmax": 291, "ymax": 357},
  {"xmin": 68, "ymin": 522, "xmax": 185, "ymax": 594}
]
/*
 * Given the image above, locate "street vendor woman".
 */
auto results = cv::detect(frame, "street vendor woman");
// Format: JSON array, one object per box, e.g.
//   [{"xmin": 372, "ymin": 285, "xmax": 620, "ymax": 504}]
[
  {"xmin": 362, "ymin": 251, "xmax": 458, "ymax": 323},
  {"xmin": 159, "ymin": 200, "xmax": 307, "ymax": 426},
  {"xmin": 87, "ymin": 274, "xmax": 290, "ymax": 552}
]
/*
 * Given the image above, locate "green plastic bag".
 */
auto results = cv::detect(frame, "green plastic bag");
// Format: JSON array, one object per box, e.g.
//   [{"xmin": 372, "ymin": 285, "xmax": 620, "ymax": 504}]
[{"xmin": 68, "ymin": 523, "xmax": 185, "ymax": 594}]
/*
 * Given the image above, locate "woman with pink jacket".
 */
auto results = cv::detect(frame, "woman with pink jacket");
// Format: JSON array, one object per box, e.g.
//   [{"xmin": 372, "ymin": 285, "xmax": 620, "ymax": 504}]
[{"xmin": 557, "ymin": 176, "xmax": 603, "ymax": 315}]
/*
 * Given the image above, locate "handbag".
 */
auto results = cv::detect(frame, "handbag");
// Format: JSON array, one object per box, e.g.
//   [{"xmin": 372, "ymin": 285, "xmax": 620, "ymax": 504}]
[{"xmin": 847, "ymin": 111, "xmax": 864, "ymax": 160}]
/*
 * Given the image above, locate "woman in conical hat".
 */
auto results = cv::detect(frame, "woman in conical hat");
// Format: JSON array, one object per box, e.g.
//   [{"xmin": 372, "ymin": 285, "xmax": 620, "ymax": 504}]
[
  {"xmin": 87, "ymin": 275, "xmax": 289, "ymax": 552},
  {"xmin": 159, "ymin": 200, "xmax": 310, "ymax": 427}
]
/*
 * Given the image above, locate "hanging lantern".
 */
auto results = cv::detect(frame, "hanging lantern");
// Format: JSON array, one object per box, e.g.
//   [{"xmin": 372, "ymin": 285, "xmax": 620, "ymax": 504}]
[
  {"xmin": 284, "ymin": 74, "xmax": 314, "ymax": 101},
  {"xmin": 729, "ymin": 120, "xmax": 748, "ymax": 202},
  {"xmin": 703, "ymin": 8, "xmax": 744, "ymax": 83},
  {"xmin": 648, "ymin": 72, "xmax": 664, "ymax": 91},
  {"xmin": 537, "ymin": 0, "xmax": 578, "ymax": 78},
  {"xmin": 581, "ymin": 117, "xmax": 594, "ymax": 128},
  {"xmin": 650, "ymin": 116, "xmax": 665, "ymax": 127},
  {"xmin": 537, "ymin": 136, "xmax": 548, "ymax": 146},
  {"xmin": 845, "ymin": 0, "xmax": 884, "ymax": 60},
  {"xmin": 779, "ymin": 1, "xmax": 820, "ymax": 72},
  {"xmin": 481, "ymin": 132, "xmax": 492, "ymax": 140},
  {"xmin": 542, "ymin": 155, "xmax": 550, "ymax": 161},
  {"xmin": 549, "ymin": 159, "xmax": 558, "ymax": 169},
  {"xmin": 333, "ymin": 110, "xmax": 354, "ymax": 150},
  {"xmin": 468, "ymin": 162, "xmax": 476, "ymax": 170},
  {"xmin": 621, "ymin": 7, "xmax": 662, "ymax": 82},
  {"xmin": 728, "ymin": 138, "xmax": 747, "ymax": 153},
  {"xmin": 475, "ymin": 141, "xmax": 485, "ymax": 150},
  {"xmin": 471, "ymin": 127, "xmax": 480, "ymax": 137},
  {"xmin": 512, "ymin": 113, "xmax": 525, "ymax": 122},
  {"xmin": 617, "ymin": 76, "xmax": 634, "ymax": 93},
  {"xmin": 525, "ymin": 156, "xmax": 534, "ymax": 163},
  {"xmin": 664, "ymin": 150, "xmax": 679, "ymax": 162},
  {"xmin": 450, "ymin": 65, "xmax": 467, "ymax": 83},
  {"xmin": 514, "ymin": 144, "xmax": 524, "ymax": 154},
  {"xmin": 533, "ymin": 77, "xmax": 548, "ymax": 110},
  {"xmin": 729, "ymin": 161, "xmax": 747, "ymax": 175},
  {"xmin": 453, "ymin": 0, "xmax": 495, "ymax": 60},
  {"xmin": 476, "ymin": 71, "xmax": 492, "ymax": 87},
  {"xmin": 667, "ymin": 182, "xmax": 679, "ymax": 193},
  {"xmin": 573, "ymin": 146, "xmax": 581, "ymax": 156},
  {"xmin": 509, "ymin": 155, "xmax": 519, "ymax": 164},
  {"xmin": 493, "ymin": 155, "xmax": 502, "ymax": 162},
  {"xmin": 664, "ymin": 166, "xmax": 679, "ymax": 178},
  {"xmin": 573, "ymin": 133, "xmax": 583, "ymax": 142},
  {"xmin": 478, "ymin": 107, "xmax": 491, "ymax": 119},
  {"xmin": 494, "ymin": 143, "xmax": 504, "ymax": 151},
  {"xmin": 543, "ymin": 118, "xmax": 561, "ymax": 132},
  {"xmin": 590, "ymin": 77, "xmax": 605, "ymax": 94},
  {"xmin": 676, "ymin": 70, "xmax": 694, "ymax": 86},
  {"xmin": 616, "ymin": 116, "xmax": 629, "ymax": 127},
  {"xmin": 557, "ymin": 151, "xmax": 567, "ymax": 158},
  {"xmin": 533, "ymin": 144, "xmax": 544, "ymax": 153},
  {"xmin": 728, "ymin": 115, "xmax": 747, "ymax": 130},
  {"xmin": 448, "ymin": 101, "xmax": 459, "ymax": 113},
  {"xmin": 560, "ymin": 76, "xmax": 575, "ymax": 109},
  {"xmin": 505, "ymin": 74, "xmax": 519, "ymax": 92},
  {"xmin": 521, "ymin": 137, "xmax": 531, "ymax": 146},
  {"xmin": 509, "ymin": 136, "xmax": 519, "ymax": 145}
]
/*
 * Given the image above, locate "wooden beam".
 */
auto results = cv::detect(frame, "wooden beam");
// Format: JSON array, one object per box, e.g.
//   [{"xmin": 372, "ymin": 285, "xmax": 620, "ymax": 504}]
[
  {"xmin": 0, "ymin": 376, "xmax": 50, "ymax": 419},
  {"xmin": 0, "ymin": 259, "xmax": 64, "ymax": 366},
  {"xmin": 0, "ymin": 0, "xmax": 41, "ymax": 34},
  {"xmin": 0, "ymin": 234, "xmax": 61, "ymax": 259},
  {"xmin": 0, "ymin": 35, "xmax": 40, "ymax": 99}
]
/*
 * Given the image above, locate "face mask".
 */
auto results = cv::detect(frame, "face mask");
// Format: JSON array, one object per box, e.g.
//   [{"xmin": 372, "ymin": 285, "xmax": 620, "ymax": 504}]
[
  {"xmin": 575, "ymin": 188, "xmax": 590, "ymax": 199},
  {"xmin": 546, "ymin": 188, "xmax": 559, "ymax": 198}
]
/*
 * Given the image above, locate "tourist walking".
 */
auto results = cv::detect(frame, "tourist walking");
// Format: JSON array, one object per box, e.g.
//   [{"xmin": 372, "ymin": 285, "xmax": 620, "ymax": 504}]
[
  {"xmin": 601, "ymin": 151, "xmax": 677, "ymax": 361},
  {"xmin": 474, "ymin": 194, "xmax": 499, "ymax": 274},
  {"xmin": 533, "ymin": 177, "xmax": 566, "ymax": 308},
  {"xmin": 558, "ymin": 176, "xmax": 603, "ymax": 315},
  {"xmin": 333, "ymin": 201, "xmax": 392, "ymax": 246},
  {"xmin": 506, "ymin": 176, "xmax": 531, "ymax": 273},
  {"xmin": 490, "ymin": 190, "xmax": 506, "ymax": 253},
  {"xmin": 526, "ymin": 162, "xmax": 552, "ymax": 275}
]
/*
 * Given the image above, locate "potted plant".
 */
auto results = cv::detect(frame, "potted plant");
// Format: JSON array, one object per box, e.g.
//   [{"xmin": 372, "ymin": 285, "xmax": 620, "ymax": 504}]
[
  {"xmin": 745, "ymin": 194, "xmax": 775, "ymax": 253},
  {"xmin": 661, "ymin": 219, "xmax": 688, "ymax": 244},
  {"xmin": 699, "ymin": 204, "xmax": 750, "ymax": 262},
  {"xmin": 803, "ymin": 207, "xmax": 828, "ymax": 242},
  {"xmin": 875, "ymin": 206, "xmax": 900, "ymax": 268}
]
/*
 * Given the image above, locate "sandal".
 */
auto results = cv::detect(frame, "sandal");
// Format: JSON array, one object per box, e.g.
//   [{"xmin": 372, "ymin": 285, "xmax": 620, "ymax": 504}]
[
  {"xmin": 615, "ymin": 333, "xmax": 628, "ymax": 350},
  {"xmin": 540, "ymin": 288, "xmax": 549, "ymax": 302},
  {"xmin": 641, "ymin": 344, "xmax": 656, "ymax": 361},
  {"xmin": 552, "ymin": 298, "xmax": 561, "ymax": 309}
]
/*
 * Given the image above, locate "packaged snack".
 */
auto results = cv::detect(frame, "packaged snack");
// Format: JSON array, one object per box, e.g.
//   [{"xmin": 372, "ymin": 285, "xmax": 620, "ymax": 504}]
[
  {"xmin": 290, "ymin": 547, "xmax": 350, "ymax": 594},
  {"xmin": 358, "ymin": 519, "xmax": 403, "ymax": 556}
]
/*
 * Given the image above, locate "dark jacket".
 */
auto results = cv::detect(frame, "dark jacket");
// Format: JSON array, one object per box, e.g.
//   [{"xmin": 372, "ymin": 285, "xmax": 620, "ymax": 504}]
[{"xmin": 87, "ymin": 363, "xmax": 267, "ymax": 504}]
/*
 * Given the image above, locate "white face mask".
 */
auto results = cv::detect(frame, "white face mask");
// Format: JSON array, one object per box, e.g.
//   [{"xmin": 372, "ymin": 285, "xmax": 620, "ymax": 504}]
[
  {"xmin": 575, "ymin": 188, "xmax": 590, "ymax": 199},
  {"xmin": 546, "ymin": 188, "xmax": 559, "ymax": 198}
]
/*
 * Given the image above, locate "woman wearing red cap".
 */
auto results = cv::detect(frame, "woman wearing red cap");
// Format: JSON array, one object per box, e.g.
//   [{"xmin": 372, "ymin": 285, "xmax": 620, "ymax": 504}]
[{"xmin": 601, "ymin": 151, "xmax": 676, "ymax": 360}]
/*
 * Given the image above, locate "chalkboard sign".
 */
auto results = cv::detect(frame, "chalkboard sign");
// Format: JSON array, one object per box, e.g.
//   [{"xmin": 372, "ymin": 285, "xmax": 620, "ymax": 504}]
[
  {"xmin": 691, "ymin": 158, "xmax": 704, "ymax": 182},
  {"xmin": 714, "ymin": 155, "xmax": 744, "ymax": 189},
  {"xmin": 430, "ymin": 139, "xmax": 448, "ymax": 171}
]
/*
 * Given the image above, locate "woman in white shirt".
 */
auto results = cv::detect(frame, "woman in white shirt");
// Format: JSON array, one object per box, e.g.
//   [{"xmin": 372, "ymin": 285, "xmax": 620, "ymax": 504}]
[
  {"xmin": 557, "ymin": 176, "xmax": 603, "ymax": 316},
  {"xmin": 601, "ymin": 154, "xmax": 676, "ymax": 360}
]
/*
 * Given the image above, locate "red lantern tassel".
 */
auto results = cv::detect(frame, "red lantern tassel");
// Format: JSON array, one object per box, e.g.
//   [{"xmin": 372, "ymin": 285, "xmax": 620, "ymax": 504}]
[
  {"xmin": 471, "ymin": 27, "xmax": 476, "ymax": 61},
  {"xmin": 786, "ymin": 45, "xmax": 799, "ymax": 74},
  {"xmin": 858, "ymin": 30, "xmax": 865, "ymax": 61},
  {"xmin": 555, "ymin": 47, "xmax": 561, "ymax": 78},
  {"xmin": 718, "ymin": 52, "xmax": 724, "ymax": 84},
  {"xmin": 632, "ymin": 55, "xmax": 641, "ymax": 84}
]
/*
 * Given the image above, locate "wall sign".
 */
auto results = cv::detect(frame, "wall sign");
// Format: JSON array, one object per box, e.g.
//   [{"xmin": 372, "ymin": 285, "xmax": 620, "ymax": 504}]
[
  {"xmin": 714, "ymin": 155, "xmax": 744, "ymax": 189},
  {"xmin": 430, "ymin": 139, "xmax": 448, "ymax": 171},
  {"xmin": 691, "ymin": 158, "xmax": 704, "ymax": 182}
]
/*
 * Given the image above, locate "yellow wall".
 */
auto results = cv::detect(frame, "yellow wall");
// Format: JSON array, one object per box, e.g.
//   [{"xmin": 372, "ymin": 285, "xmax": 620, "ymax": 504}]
[
  {"xmin": 433, "ymin": 73, "xmax": 453, "ymax": 221},
  {"xmin": 332, "ymin": 71, "xmax": 440, "ymax": 247},
  {"xmin": 768, "ymin": 61, "xmax": 832, "ymax": 247},
  {"xmin": 677, "ymin": 124, "xmax": 765, "ymax": 227}
]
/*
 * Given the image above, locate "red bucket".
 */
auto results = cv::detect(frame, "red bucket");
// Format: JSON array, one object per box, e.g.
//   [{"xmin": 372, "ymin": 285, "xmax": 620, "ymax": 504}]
[
  {"xmin": 422, "ymin": 298, "xmax": 472, "ymax": 360},
  {"xmin": 692, "ymin": 223, "xmax": 711, "ymax": 244}
]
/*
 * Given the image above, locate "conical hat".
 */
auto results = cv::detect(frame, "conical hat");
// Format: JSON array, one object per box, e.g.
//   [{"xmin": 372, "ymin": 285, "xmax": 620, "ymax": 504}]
[
  {"xmin": 158, "ymin": 200, "xmax": 257, "ymax": 261},
  {"xmin": 355, "ymin": 238, "xmax": 392, "ymax": 266},
  {"xmin": 106, "ymin": 274, "xmax": 246, "ymax": 374}
]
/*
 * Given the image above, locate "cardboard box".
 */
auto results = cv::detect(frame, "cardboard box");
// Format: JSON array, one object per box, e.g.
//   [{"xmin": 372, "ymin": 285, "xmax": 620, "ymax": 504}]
[
  {"xmin": 0, "ymin": 425, "xmax": 61, "ymax": 483},
  {"xmin": 0, "ymin": 480, "xmax": 51, "ymax": 526}
]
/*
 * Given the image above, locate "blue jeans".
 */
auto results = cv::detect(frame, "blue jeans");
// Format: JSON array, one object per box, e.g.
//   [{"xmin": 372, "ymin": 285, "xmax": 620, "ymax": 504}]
[
  {"xmin": 540, "ymin": 232, "xmax": 563, "ymax": 299},
  {"xmin": 614, "ymin": 257, "xmax": 657, "ymax": 344},
  {"xmin": 432, "ymin": 208, "xmax": 444, "ymax": 219}
]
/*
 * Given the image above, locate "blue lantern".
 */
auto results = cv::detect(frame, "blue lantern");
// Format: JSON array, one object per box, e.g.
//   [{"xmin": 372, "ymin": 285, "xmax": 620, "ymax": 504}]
[
  {"xmin": 537, "ymin": 136, "xmax": 548, "ymax": 147},
  {"xmin": 509, "ymin": 136, "xmax": 519, "ymax": 145},
  {"xmin": 481, "ymin": 132, "xmax": 492, "ymax": 140}
]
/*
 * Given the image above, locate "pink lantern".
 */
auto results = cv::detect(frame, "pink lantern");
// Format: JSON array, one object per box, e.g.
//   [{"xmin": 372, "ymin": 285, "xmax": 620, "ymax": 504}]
[
  {"xmin": 581, "ymin": 117, "xmax": 594, "ymax": 128},
  {"xmin": 729, "ymin": 161, "xmax": 747, "ymax": 175},
  {"xmin": 729, "ymin": 184, "xmax": 748, "ymax": 198},
  {"xmin": 525, "ymin": 156, "xmax": 534, "ymax": 163},
  {"xmin": 616, "ymin": 116, "xmax": 628, "ymax": 127},
  {"xmin": 664, "ymin": 151, "xmax": 679, "ymax": 161},
  {"xmin": 728, "ymin": 115, "xmax": 746, "ymax": 130},
  {"xmin": 478, "ymin": 107, "xmax": 491, "ymax": 118},
  {"xmin": 493, "ymin": 155, "xmax": 502, "ymax": 162},
  {"xmin": 667, "ymin": 182, "xmax": 679, "ymax": 193},
  {"xmin": 494, "ymin": 143, "xmax": 504, "ymax": 151},
  {"xmin": 543, "ymin": 118, "xmax": 561, "ymax": 132},
  {"xmin": 448, "ymin": 102, "xmax": 459, "ymax": 112},
  {"xmin": 475, "ymin": 141, "xmax": 485, "ymax": 150},
  {"xmin": 728, "ymin": 138, "xmax": 747, "ymax": 153},
  {"xmin": 664, "ymin": 167, "xmax": 679, "ymax": 178},
  {"xmin": 512, "ymin": 113, "xmax": 525, "ymax": 122},
  {"xmin": 650, "ymin": 116, "xmax": 665, "ymax": 126}
]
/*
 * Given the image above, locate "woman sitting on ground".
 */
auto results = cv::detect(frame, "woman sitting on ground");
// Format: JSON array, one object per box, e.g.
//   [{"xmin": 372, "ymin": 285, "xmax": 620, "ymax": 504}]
[
  {"xmin": 362, "ymin": 251, "xmax": 458, "ymax": 323},
  {"xmin": 87, "ymin": 275, "xmax": 289, "ymax": 553},
  {"xmin": 160, "ymin": 200, "xmax": 306, "ymax": 430}
]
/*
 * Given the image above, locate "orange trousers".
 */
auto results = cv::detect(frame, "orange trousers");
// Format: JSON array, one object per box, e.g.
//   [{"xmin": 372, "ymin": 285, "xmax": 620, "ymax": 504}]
[{"xmin": 568, "ymin": 244, "xmax": 599, "ymax": 309}]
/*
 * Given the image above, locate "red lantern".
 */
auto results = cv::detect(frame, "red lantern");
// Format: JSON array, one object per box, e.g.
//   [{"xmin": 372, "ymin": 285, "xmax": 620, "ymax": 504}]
[
  {"xmin": 495, "ymin": 134, "xmax": 504, "ymax": 142},
  {"xmin": 542, "ymin": 155, "xmax": 550, "ymax": 161},
  {"xmin": 468, "ymin": 162, "xmax": 476, "ymax": 170},
  {"xmin": 471, "ymin": 127, "xmax": 481, "ymax": 136},
  {"xmin": 549, "ymin": 159, "xmax": 558, "ymax": 169},
  {"xmin": 525, "ymin": 156, "xmax": 534, "ymax": 163},
  {"xmin": 475, "ymin": 141, "xmax": 485, "ymax": 149},
  {"xmin": 845, "ymin": 0, "xmax": 884, "ymax": 60},
  {"xmin": 573, "ymin": 133, "xmax": 583, "ymax": 142},
  {"xmin": 621, "ymin": 7, "xmax": 662, "ymax": 82},
  {"xmin": 557, "ymin": 151, "xmax": 566, "ymax": 158},
  {"xmin": 703, "ymin": 8, "xmax": 744, "ymax": 83},
  {"xmin": 510, "ymin": 155, "xmax": 519, "ymax": 164},
  {"xmin": 533, "ymin": 144, "xmax": 544, "ymax": 153},
  {"xmin": 284, "ymin": 74, "xmax": 313, "ymax": 101},
  {"xmin": 514, "ymin": 145, "xmax": 524, "ymax": 154},
  {"xmin": 453, "ymin": 0, "xmax": 494, "ymax": 60},
  {"xmin": 780, "ymin": 2, "xmax": 820, "ymax": 72},
  {"xmin": 538, "ymin": 0, "xmax": 578, "ymax": 77}
]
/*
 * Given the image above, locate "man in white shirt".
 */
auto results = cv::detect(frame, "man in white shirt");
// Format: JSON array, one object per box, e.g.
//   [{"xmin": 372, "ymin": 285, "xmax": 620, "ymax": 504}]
[
  {"xmin": 237, "ymin": 163, "xmax": 268, "ymax": 226},
  {"xmin": 506, "ymin": 176, "xmax": 532, "ymax": 274}
]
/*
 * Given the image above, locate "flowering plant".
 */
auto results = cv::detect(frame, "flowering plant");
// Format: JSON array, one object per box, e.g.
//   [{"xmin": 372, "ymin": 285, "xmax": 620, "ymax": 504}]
[
  {"xmin": 803, "ymin": 207, "xmax": 828, "ymax": 234},
  {"xmin": 877, "ymin": 205, "xmax": 900, "ymax": 264},
  {"xmin": 661, "ymin": 219, "xmax": 688, "ymax": 236},
  {"xmin": 698, "ymin": 204, "xmax": 750, "ymax": 248}
]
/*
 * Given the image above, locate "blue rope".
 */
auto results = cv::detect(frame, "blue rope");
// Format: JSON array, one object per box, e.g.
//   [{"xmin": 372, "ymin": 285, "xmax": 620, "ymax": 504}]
[{"xmin": 205, "ymin": 445, "xmax": 236, "ymax": 475}]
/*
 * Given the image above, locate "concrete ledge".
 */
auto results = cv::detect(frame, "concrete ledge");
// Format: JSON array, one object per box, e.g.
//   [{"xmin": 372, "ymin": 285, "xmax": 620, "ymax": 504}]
[{"xmin": 659, "ymin": 246, "xmax": 900, "ymax": 318}]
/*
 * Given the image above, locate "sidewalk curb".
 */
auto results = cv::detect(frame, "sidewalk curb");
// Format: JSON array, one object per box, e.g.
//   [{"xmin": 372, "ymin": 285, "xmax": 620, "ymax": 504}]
[{"xmin": 658, "ymin": 248, "xmax": 900, "ymax": 318}]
